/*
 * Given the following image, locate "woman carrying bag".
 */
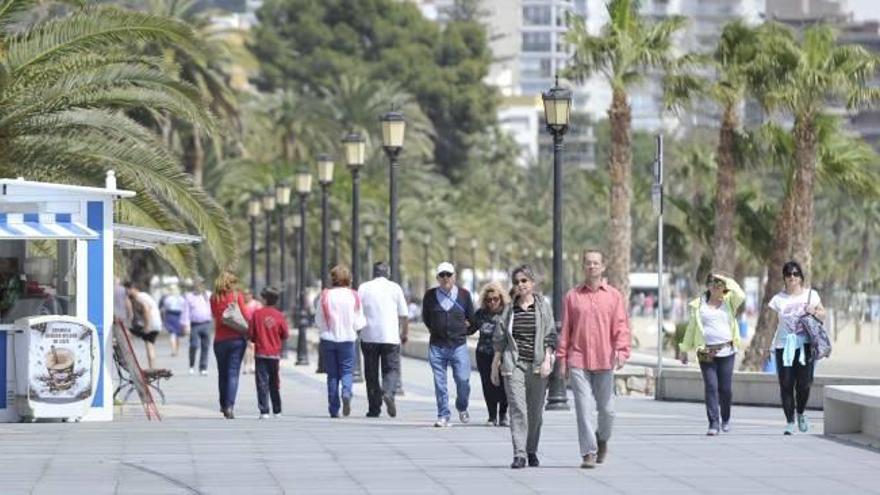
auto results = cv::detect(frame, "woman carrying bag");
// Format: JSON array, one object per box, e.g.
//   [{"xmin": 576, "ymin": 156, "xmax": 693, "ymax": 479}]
[
  {"xmin": 679, "ymin": 272, "xmax": 745, "ymax": 436},
  {"xmin": 209, "ymin": 271, "xmax": 248, "ymax": 419}
]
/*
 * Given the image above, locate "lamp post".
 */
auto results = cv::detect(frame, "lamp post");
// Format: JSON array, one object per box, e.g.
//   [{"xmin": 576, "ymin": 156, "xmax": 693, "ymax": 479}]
[
  {"xmin": 543, "ymin": 75, "xmax": 572, "ymax": 411},
  {"xmin": 395, "ymin": 227, "xmax": 406, "ymax": 396},
  {"xmin": 343, "ymin": 132, "xmax": 366, "ymax": 286},
  {"xmin": 276, "ymin": 182, "xmax": 292, "ymax": 311},
  {"xmin": 318, "ymin": 153, "xmax": 335, "ymax": 288},
  {"xmin": 247, "ymin": 196, "xmax": 261, "ymax": 295},
  {"xmin": 262, "ymin": 192, "xmax": 276, "ymax": 288},
  {"xmin": 488, "ymin": 242, "xmax": 497, "ymax": 282},
  {"xmin": 363, "ymin": 223, "xmax": 375, "ymax": 283},
  {"xmin": 380, "ymin": 109, "xmax": 406, "ymax": 283},
  {"xmin": 448, "ymin": 236, "xmax": 456, "ymax": 265},
  {"xmin": 294, "ymin": 171, "xmax": 313, "ymax": 366},
  {"xmin": 331, "ymin": 219, "xmax": 341, "ymax": 266},
  {"xmin": 470, "ymin": 238, "xmax": 478, "ymax": 294},
  {"xmin": 422, "ymin": 232, "xmax": 431, "ymax": 293}
]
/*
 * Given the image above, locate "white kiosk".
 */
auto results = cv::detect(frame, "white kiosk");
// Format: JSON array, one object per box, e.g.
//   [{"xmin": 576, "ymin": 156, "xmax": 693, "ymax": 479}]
[{"xmin": 0, "ymin": 173, "xmax": 134, "ymax": 422}]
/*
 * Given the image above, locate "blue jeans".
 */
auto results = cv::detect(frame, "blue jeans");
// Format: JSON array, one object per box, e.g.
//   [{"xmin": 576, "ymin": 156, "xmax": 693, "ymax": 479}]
[
  {"xmin": 699, "ymin": 353, "xmax": 735, "ymax": 428},
  {"xmin": 321, "ymin": 339, "xmax": 355, "ymax": 417},
  {"xmin": 429, "ymin": 344, "xmax": 471, "ymax": 419},
  {"xmin": 213, "ymin": 338, "xmax": 246, "ymax": 411}
]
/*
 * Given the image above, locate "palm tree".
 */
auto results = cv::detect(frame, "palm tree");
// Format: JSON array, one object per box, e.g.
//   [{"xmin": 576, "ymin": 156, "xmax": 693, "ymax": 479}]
[
  {"xmin": 751, "ymin": 23, "xmax": 880, "ymax": 280},
  {"xmin": 665, "ymin": 21, "xmax": 761, "ymax": 274},
  {"xmin": 564, "ymin": 0, "xmax": 688, "ymax": 299},
  {"xmin": 0, "ymin": 2, "xmax": 235, "ymax": 275}
]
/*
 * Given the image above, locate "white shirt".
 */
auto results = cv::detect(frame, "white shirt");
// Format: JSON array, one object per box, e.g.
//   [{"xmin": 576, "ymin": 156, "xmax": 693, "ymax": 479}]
[
  {"xmin": 699, "ymin": 300, "xmax": 734, "ymax": 357},
  {"xmin": 769, "ymin": 289, "xmax": 821, "ymax": 349},
  {"xmin": 316, "ymin": 287, "xmax": 366, "ymax": 342},
  {"xmin": 136, "ymin": 292, "xmax": 162, "ymax": 332},
  {"xmin": 358, "ymin": 277, "xmax": 408, "ymax": 344}
]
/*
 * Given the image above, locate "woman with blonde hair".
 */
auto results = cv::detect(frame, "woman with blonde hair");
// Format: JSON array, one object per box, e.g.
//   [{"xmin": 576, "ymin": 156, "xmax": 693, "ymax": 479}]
[
  {"xmin": 316, "ymin": 265, "xmax": 366, "ymax": 418},
  {"xmin": 470, "ymin": 281, "xmax": 510, "ymax": 426},
  {"xmin": 209, "ymin": 271, "xmax": 247, "ymax": 419}
]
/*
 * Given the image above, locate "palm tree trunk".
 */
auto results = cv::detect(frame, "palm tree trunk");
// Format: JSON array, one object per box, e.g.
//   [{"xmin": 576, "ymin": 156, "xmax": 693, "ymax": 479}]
[
  {"xmin": 607, "ymin": 88, "xmax": 632, "ymax": 301},
  {"xmin": 790, "ymin": 115, "xmax": 818, "ymax": 281},
  {"xmin": 191, "ymin": 125, "xmax": 204, "ymax": 187},
  {"xmin": 741, "ymin": 177, "xmax": 795, "ymax": 370},
  {"xmin": 712, "ymin": 105, "xmax": 738, "ymax": 274}
]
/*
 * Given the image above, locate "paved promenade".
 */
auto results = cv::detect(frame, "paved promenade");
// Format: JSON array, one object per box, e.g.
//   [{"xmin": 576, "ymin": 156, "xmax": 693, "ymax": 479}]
[{"xmin": 0, "ymin": 341, "xmax": 878, "ymax": 494}]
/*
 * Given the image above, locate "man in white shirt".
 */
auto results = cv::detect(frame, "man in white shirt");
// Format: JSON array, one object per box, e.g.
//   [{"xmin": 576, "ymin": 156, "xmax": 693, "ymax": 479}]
[{"xmin": 358, "ymin": 262, "xmax": 409, "ymax": 417}]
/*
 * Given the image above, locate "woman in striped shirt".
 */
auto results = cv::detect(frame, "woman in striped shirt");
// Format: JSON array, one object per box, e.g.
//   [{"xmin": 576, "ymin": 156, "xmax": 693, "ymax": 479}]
[{"xmin": 491, "ymin": 265, "xmax": 557, "ymax": 469}]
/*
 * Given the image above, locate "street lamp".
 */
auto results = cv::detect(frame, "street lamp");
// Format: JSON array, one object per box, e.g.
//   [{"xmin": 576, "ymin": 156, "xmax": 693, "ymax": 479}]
[
  {"xmin": 488, "ymin": 242, "xmax": 497, "ymax": 282},
  {"xmin": 395, "ymin": 227, "xmax": 407, "ymax": 396},
  {"xmin": 318, "ymin": 153, "xmax": 335, "ymax": 288},
  {"xmin": 422, "ymin": 232, "xmax": 432, "ymax": 293},
  {"xmin": 397, "ymin": 228, "xmax": 405, "ymax": 283},
  {"xmin": 470, "ymin": 239, "xmax": 478, "ymax": 293},
  {"xmin": 247, "ymin": 196, "xmax": 261, "ymax": 295},
  {"xmin": 543, "ymin": 75, "xmax": 572, "ymax": 411},
  {"xmin": 331, "ymin": 219, "xmax": 341, "ymax": 267},
  {"xmin": 380, "ymin": 109, "xmax": 406, "ymax": 284},
  {"xmin": 294, "ymin": 170, "xmax": 313, "ymax": 366},
  {"xmin": 276, "ymin": 182, "xmax": 292, "ymax": 312},
  {"xmin": 448, "ymin": 236, "xmax": 456, "ymax": 265},
  {"xmin": 343, "ymin": 131, "xmax": 366, "ymax": 287},
  {"xmin": 363, "ymin": 223, "xmax": 375, "ymax": 284},
  {"xmin": 262, "ymin": 192, "xmax": 276, "ymax": 288},
  {"xmin": 291, "ymin": 213, "xmax": 302, "ymax": 312}
]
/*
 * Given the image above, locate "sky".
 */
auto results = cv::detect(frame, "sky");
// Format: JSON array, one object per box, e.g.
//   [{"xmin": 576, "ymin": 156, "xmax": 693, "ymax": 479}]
[{"xmin": 848, "ymin": 0, "xmax": 880, "ymax": 22}]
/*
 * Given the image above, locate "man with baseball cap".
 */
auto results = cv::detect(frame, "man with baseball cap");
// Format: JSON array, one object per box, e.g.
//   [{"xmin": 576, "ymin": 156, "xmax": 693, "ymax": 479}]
[{"xmin": 421, "ymin": 261, "xmax": 475, "ymax": 427}]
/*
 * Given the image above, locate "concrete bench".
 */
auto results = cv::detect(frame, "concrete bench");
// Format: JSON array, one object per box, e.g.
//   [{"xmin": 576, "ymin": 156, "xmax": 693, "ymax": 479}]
[{"xmin": 824, "ymin": 385, "xmax": 880, "ymax": 448}]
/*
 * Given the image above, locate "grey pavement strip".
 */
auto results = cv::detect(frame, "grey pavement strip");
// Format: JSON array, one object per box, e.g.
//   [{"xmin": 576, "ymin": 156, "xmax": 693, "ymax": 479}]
[{"xmin": 120, "ymin": 462, "xmax": 203, "ymax": 495}]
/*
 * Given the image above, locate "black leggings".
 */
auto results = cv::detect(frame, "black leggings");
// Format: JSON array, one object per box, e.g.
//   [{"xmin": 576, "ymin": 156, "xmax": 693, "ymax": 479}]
[
  {"xmin": 775, "ymin": 347, "xmax": 814, "ymax": 423},
  {"xmin": 475, "ymin": 351, "xmax": 508, "ymax": 421}
]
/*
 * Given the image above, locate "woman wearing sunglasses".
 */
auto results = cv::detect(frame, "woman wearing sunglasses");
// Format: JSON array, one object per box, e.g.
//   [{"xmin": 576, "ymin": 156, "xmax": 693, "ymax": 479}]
[
  {"xmin": 769, "ymin": 261, "xmax": 825, "ymax": 435},
  {"xmin": 491, "ymin": 265, "xmax": 557, "ymax": 469},
  {"xmin": 679, "ymin": 272, "xmax": 745, "ymax": 436},
  {"xmin": 471, "ymin": 282, "xmax": 510, "ymax": 426}
]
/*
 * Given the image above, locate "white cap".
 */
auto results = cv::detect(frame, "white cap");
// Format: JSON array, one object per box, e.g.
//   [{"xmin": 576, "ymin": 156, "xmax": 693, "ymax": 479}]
[{"xmin": 435, "ymin": 261, "xmax": 455, "ymax": 276}]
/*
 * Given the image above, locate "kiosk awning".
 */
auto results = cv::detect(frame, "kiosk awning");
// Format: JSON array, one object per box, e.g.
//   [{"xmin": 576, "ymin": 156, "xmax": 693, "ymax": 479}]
[
  {"xmin": 0, "ymin": 213, "xmax": 98, "ymax": 240},
  {"xmin": 113, "ymin": 224, "xmax": 202, "ymax": 250}
]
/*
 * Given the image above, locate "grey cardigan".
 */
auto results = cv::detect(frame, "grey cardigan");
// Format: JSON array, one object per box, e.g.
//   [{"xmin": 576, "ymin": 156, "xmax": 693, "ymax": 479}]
[{"xmin": 492, "ymin": 294, "xmax": 557, "ymax": 376}]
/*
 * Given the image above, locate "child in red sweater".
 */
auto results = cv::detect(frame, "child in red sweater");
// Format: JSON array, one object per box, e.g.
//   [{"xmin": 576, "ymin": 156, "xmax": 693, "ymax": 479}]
[{"xmin": 248, "ymin": 286, "xmax": 290, "ymax": 418}]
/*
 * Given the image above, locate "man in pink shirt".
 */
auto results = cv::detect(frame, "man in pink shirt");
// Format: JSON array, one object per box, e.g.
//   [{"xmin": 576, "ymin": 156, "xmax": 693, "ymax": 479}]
[{"xmin": 557, "ymin": 250, "xmax": 630, "ymax": 469}]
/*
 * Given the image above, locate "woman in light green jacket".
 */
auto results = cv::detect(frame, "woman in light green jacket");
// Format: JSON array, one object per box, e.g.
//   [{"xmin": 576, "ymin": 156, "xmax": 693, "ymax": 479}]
[{"xmin": 679, "ymin": 273, "xmax": 744, "ymax": 436}]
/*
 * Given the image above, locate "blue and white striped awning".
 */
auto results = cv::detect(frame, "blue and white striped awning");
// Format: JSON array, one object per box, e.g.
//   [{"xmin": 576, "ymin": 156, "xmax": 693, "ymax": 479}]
[{"xmin": 0, "ymin": 213, "xmax": 98, "ymax": 240}]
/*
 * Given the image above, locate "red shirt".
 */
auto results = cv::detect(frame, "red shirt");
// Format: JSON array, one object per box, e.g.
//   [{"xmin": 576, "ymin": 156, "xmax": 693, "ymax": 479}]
[
  {"xmin": 210, "ymin": 291, "xmax": 247, "ymax": 342},
  {"xmin": 248, "ymin": 306, "xmax": 289, "ymax": 357},
  {"xmin": 557, "ymin": 282, "xmax": 631, "ymax": 371}
]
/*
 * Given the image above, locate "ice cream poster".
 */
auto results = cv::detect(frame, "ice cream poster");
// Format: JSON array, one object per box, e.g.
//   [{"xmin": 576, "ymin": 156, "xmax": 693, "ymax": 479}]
[{"xmin": 28, "ymin": 320, "xmax": 93, "ymax": 403}]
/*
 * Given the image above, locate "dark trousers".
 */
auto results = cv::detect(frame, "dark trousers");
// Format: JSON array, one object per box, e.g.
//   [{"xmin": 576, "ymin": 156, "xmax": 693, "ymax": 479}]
[
  {"xmin": 255, "ymin": 357, "xmax": 282, "ymax": 415},
  {"xmin": 189, "ymin": 322, "xmax": 212, "ymax": 371},
  {"xmin": 361, "ymin": 342, "xmax": 401, "ymax": 415},
  {"xmin": 476, "ymin": 351, "xmax": 507, "ymax": 422},
  {"xmin": 698, "ymin": 353, "xmax": 735, "ymax": 428},
  {"xmin": 775, "ymin": 347, "xmax": 814, "ymax": 422},
  {"xmin": 214, "ymin": 338, "xmax": 246, "ymax": 411}
]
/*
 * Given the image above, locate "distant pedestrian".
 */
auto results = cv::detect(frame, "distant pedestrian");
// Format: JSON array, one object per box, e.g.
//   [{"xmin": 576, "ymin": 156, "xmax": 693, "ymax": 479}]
[
  {"xmin": 125, "ymin": 281, "xmax": 161, "ymax": 369},
  {"xmin": 242, "ymin": 290, "xmax": 263, "ymax": 374},
  {"xmin": 471, "ymin": 282, "xmax": 509, "ymax": 426},
  {"xmin": 248, "ymin": 286, "xmax": 289, "ymax": 419},
  {"xmin": 557, "ymin": 250, "xmax": 630, "ymax": 469},
  {"xmin": 422, "ymin": 262, "xmax": 475, "ymax": 427},
  {"xmin": 181, "ymin": 278, "xmax": 213, "ymax": 375},
  {"xmin": 113, "ymin": 277, "xmax": 132, "ymax": 330},
  {"xmin": 679, "ymin": 272, "xmax": 745, "ymax": 435},
  {"xmin": 210, "ymin": 271, "xmax": 248, "ymax": 419},
  {"xmin": 358, "ymin": 262, "xmax": 409, "ymax": 418},
  {"xmin": 768, "ymin": 261, "xmax": 825, "ymax": 435},
  {"xmin": 160, "ymin": 285, "xmax": 186, "ymax": 357},
  {"xmin": 316, "ymin": 265, "xmax": 366, "ymax": 418},
  {"xmin": 491, "ymin": 266, "xmax": 555, "ymax": 468}
]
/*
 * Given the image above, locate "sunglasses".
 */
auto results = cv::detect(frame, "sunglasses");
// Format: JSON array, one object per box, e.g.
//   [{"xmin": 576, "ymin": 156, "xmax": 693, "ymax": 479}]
[
  {"xmin": 515, "ymin": 278, "xmax": 531, "ymax": 285},
  {"xmin": 438, "ymin": 272, "xmax": 453, "ymax": 278},
  {"xmin": 784, "ymin": 272, "xmax": 802, "ymax": 278},
  {"xmin": 707, "ymin": 279, "xmax": 725, "ymax": 288},
  {"xmin": 486, "ymin": 296, "xmax": 501, "ymax": 303}
]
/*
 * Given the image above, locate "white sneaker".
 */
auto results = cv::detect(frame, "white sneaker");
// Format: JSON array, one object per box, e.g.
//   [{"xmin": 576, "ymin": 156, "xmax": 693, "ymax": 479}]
[
  {"xmin": 188, "ymin": 368, "xmax": 194, "ymax": 375},
  {"xmin": 459, "ymin": 410, "xmax": 470, "ymax": 424},
  {"xmin": 199, "ymin": 370, "xmax": 208, "ymax": 376},
  {"xmin": 258, "ymin": 413, "xmax": 270, "ymax": 419},
  {"xmin": 273, "ymin": 413, "xmax": 282, "ymax": 419},
  {"xmin": 434, "ymin": 417, "xmax": 450, "ymax": 427}
]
